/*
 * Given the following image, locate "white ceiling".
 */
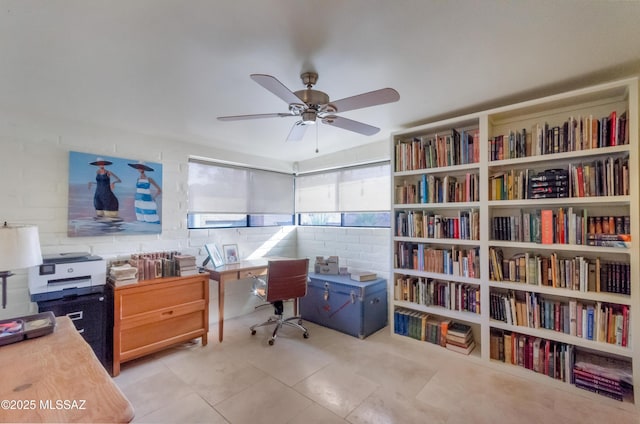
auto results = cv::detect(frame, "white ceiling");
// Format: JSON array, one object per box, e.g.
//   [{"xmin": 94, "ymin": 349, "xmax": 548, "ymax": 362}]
[{"xmin": 1, "ymin": 1, "xmax": 640, "ymax": 163}]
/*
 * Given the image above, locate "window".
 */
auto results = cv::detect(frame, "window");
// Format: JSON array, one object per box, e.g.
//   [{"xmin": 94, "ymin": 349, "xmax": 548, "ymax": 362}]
[
  {"xmin": 187, "ymin": 159, "xmax": 390, "ymax": 229},
  {"xmin": 188, "ymin": 160, "xmax": 294, "ymax": 228},
  {"xmin": 296, "ymin": 162, "xmax": 391, "ymax": 227}
]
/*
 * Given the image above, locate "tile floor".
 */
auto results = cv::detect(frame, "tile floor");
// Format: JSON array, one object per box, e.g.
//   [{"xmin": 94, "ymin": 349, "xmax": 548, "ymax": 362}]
[{"xmin": 114, "ymin": 308, "xmax": 640, "ymax": 424}]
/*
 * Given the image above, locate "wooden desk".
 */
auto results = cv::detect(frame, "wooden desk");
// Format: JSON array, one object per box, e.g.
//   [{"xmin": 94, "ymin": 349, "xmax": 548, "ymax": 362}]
[
  {"xmin": 0, "ymin": 316, "xmax": 134, "ymax": 423},
  {"xmin": 209, "ymin": 259, "xmax": 269, "ymax": 342}
]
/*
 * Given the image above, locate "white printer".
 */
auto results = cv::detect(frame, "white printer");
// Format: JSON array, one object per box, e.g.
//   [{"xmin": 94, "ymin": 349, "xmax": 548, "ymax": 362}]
[{"xmin": 28, "ymin": 252, "xmax": 107, "ymax": 302}]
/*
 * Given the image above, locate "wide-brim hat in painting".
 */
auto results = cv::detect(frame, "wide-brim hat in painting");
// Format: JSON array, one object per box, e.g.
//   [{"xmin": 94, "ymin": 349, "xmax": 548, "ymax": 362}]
[
  {"xmin": 90, "ymin": 157, "xmax": 112, "ymax": 166},
  {"xmin": 128, "ymin": 161, "xmax": 154, "ymax": 172}
]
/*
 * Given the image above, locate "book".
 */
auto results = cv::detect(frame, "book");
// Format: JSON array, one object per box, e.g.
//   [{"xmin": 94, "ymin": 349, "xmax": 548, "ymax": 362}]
[
  {"xmin": 541, "ymin": 210, "xmax": 554, "ymax": 244},
  {"xmin": 446, "ymin": 340, "xmax": 476, "ymax": 355},
  {"xmin": 446, "ymin": 322, "xmax": 472, "ymax": 338},
  {"xmin": 350, "ymin": 271, "xmax": 377, "ymax": 282}
]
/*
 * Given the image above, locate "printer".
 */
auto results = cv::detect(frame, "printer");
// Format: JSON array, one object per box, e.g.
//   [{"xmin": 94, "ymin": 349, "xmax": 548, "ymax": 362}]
[{"xmin": 28, "ymin": 252, "xmax": 107, "ymax": 302}]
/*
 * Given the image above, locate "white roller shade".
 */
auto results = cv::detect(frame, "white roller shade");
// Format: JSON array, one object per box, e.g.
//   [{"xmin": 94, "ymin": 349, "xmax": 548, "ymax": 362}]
[
  {"xmin": 296, "ymin": 162, "xmax": 390, "ymax": 213},
  {"xmin": 188, "ymin": 160, "xmax": 294, "ymax": 214}
]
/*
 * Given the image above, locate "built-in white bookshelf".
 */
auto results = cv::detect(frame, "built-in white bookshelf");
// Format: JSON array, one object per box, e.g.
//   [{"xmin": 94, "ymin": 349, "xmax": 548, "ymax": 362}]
[{"xmin": 390, "ymin": 77, "xmax": 639, "ymax": 409}]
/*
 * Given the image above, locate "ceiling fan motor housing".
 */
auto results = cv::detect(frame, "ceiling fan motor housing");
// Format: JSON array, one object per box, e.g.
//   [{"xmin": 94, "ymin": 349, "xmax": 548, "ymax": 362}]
[{"xmin": 294, "ymin": 89, "xmax": 329, "ymax": 107}]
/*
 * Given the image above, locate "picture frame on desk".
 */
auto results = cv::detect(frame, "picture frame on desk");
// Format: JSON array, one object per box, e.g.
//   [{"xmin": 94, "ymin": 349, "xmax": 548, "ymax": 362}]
[
  {"xmin": 223, "ymin": 244, "xmax": 239, "ymax": 264},
  {"xmin": 204, "ymin": 243, "xmax": 225, "ymax": 268}
]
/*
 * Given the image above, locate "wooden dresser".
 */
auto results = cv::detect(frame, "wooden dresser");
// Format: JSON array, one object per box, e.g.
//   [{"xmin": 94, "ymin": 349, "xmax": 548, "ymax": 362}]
[{"xmin": 112, "ymin": 274, "xmax": 209, "ymax": 376}]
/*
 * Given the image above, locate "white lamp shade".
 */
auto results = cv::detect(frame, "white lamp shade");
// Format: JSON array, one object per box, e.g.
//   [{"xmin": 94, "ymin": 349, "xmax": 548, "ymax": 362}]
[{"xmin": 0, "ymin": 225, "xmax": 43, "ymax": 271}]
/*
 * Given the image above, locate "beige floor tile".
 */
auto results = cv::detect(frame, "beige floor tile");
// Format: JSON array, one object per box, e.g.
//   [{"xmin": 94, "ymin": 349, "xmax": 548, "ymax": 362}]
[
  {"xmin": 163, "ymin": 347, "xmax": 269, "ymax": 405},
  {"xmin": 119, "ymin": 370, "xmax": 195, "ymax": 419},
  {"xmin": 133, "ymin": 392, "xmax": 226, "ymax": 424},
  {"xmin": 287, "ymin": 402, "xmax": 349, "ymax": 424},
  {"xmin": 215, "ymin": 376, "xmax": 311, "ymax": 424},
  {"xmin": 347, "ymin": 387, "xmax": 449, "ymax": 424},
  {"xmin": 293, "ymin": 362, "xmax": 379, "ymax": 417},
  {"xmin": 244, "ymin": 335, "xmax": 333, "ymax": 386}
]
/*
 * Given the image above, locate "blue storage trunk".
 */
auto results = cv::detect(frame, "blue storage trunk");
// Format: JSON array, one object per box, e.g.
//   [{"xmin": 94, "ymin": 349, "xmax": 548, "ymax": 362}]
[{"xmin": 300, "ymin": 273, "xmax": 388, "ymax": 339}]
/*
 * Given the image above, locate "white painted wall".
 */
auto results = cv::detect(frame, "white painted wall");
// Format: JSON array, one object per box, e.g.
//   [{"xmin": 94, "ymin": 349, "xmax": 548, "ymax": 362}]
[{"xmin": 0, "ymin": 109, "xmax": 391, "ymax": 322}]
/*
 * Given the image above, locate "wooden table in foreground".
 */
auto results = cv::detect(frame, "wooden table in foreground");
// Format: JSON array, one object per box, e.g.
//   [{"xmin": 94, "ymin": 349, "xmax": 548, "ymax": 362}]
[
  {"xmin": 0, "ymin": 316, "xmax": 134, "ymax": 423},
  {"xmin": 208, "ymin": 259, "xmax": 270, "ymax": 342}
]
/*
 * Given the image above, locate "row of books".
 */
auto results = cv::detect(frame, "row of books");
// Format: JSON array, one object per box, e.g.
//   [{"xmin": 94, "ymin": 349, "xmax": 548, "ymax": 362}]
[
  {"xmin": 393, "ymin": 308, "xmax": 477, "ymax": 355},
  {"xmin": 489, "ymin": 247, "xmax": 631, "ymax": 295},
  {"xmin": 489, "ymin": 157, "xmax": 629, "ymax": 200},
  {"xmin": 488, "ymin": 111, "xmax": 629, "ymax": 161},
  {"xmin": 393, "ymin": 275, "xmax": 480, "ymax": 314},
  {"xmin": 490, "ymin": 330, "xmax": 574, "ymax": 382},
  {"xmin": 491, "ymin": 209, "xmax": 630, "ymax": 247},
  {"xmin": 394, "ymin": 128, "xmax": 480, "ymax": 172},
  {"xmin": 569, "ymin": 157, "xmax": 629, "ymax": 198},
  {"xmin": 395, "ymin": 242, "xmax": 479, "ymax": 278},
  {"xmin": 395, "ymin": 210, "xmax": 480, "ymax": 240},
  {"xmin": 393, "ymin": 307, "xmax": 449, "ymax": 345},
  {"xmin": 108, "ymin": 251, "xmax": 198, "ymax": 282},
  {"xmin": 491, "ymin": 330, "xmax": 634, "ymax": 401},
  {"xmin": 394, "ymin": 173, "xmax": 479, "ymax": 205},
  {"xmin": 490, "ymin": 290, "xmax": 630, "ymax": 346}
]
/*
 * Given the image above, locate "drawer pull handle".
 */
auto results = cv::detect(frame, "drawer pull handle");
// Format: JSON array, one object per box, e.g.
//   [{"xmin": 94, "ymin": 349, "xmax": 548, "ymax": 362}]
[
  {"xmin": 67, "ymin": 311, "xmax": 83, "ymax": 320},
  {"xmin": 162, "ymin": 310, "xmax": 174, "ymax": 316}
]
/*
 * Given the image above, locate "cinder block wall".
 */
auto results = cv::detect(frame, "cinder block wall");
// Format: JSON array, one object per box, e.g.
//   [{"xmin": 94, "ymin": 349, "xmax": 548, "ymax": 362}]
[
  {"xmin": 0, "ymin": 111, "xmax": 295, "ymax": 321},
  {"xmin": 0, "ymin": 110, "xmax": 390, "ymax": 324},
  {"xmin": 296, "ymin": 227, "xmax": 391, "ymax": 280}
]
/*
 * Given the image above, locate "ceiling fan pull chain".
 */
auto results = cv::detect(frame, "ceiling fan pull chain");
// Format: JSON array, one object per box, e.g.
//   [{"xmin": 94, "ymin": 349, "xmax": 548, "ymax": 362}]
[{"xmin": 315, "ymin": 123, "xmax": 319, "ymax": 153}]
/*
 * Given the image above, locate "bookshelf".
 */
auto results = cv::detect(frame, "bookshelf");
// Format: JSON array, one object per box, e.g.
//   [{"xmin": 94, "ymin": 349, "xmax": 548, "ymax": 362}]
[{"xmin": 390, "ymin": 77, "xmax": 639, "ymax": 408}]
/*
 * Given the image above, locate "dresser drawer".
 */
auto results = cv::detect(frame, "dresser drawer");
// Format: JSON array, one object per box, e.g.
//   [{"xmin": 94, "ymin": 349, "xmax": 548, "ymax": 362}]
[
  {"xmin": 119, "ymin": 310, "xmax": 206, "ymax": 361},
  {"xmin": 118, "ymin": 277, "xmax": 206, "ymax": 319}
]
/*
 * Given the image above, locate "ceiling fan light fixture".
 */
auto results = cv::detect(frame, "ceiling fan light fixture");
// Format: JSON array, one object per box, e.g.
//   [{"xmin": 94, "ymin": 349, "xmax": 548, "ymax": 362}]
[{"xmin": 302, "ymin": 110, "xmax": 317, "ymax": 124}]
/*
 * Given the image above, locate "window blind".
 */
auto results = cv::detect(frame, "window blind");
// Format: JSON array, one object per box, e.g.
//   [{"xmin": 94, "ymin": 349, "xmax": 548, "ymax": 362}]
[
  {"xmin": 295, "ymin": 162, "xmax": 390, "ymax": 213},
  {"xmin": 188, "ymin": 160, "xmax": 294, "ymax": 214}
]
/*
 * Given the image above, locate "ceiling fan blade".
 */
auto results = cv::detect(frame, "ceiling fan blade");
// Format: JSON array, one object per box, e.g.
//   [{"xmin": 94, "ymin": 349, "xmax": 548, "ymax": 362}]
[
  {"xmin": 251, "ymin": 74, "xmax": 305, "ymax": 106},
  {"xmin": 330, "ymin": 88, "xmax": 400, "ymax": 113},
  {"xmin": 286, "ymin": 121, "xmax": 308, "ymax": 142},
  {"xmin": 217, "ymin": 113, "xmax": 293, "ymax": 121},
  {"xmin": 322, "ymin": 115, "xmax": 380, "ymax": 136}
]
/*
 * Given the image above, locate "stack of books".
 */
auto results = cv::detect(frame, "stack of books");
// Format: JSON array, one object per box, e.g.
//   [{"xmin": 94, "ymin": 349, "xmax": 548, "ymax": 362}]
[
  {"xmin": 109, "ymin": 263, "xmax": 138, "ymax": 287},
  {"xmin": 174, "ymin": 254, "xmax": 199, "ymax": 276},
  {"xmin": 527, "ymin": 168, "xmax": 569, "ymax": 199},
  {"xmin": 573, "ymin": 354, "xmax": 633, "ymax": 402},
  {"xmin": 445, "ymin": 322, "xmax": 476, "ymax": 355}
]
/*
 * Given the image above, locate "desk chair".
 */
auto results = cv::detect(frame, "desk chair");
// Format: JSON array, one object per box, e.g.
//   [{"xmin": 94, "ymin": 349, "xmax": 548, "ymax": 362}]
[{"xmin": 250, "ymin": 258, "xmax": 310, "ymax": 345}]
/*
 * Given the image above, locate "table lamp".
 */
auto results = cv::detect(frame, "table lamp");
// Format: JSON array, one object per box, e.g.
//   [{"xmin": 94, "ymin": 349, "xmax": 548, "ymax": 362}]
[{"xmin": 0, "ymin": 222, "xmax": 43, "ymax": 309}]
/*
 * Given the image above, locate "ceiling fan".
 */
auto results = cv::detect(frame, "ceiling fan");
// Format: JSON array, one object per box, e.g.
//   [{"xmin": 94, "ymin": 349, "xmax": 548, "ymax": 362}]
[{"xmin": 217, "ymin": 72, "xmax": 400, "ymax": 142}]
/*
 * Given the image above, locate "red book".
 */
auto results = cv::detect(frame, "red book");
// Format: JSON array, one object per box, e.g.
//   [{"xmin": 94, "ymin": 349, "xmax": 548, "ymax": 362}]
[
  {"xmin": 543, "ymin": 340, "xmax": 550, "ymax": 376},
  {"xmin": 576, "ymin": 166, "xmax": 585, "ymax": 197},
  {"xmin": 622, "ymin": 305, "xmax": 629, "ymax": 347},
  {"xmin": 541, "ymin": 210, "xmax": 554, "ymax": 244},
  {"xmin": 610, "ymin": 111, "xmax": 617, "ymax": 145}
]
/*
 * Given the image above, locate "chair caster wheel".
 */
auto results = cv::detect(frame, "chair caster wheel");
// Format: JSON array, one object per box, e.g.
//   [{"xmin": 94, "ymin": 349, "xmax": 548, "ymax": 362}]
[
  {"xmin": 303, "ymin": 332, "xmax": 309, "ymax": 339},
  {"xmin": 298, "ymin": 319, "xmax": 303, "ymax": 325},
  {"xmin": 268, "ymin": 339, "xmax": 275, "ymax": 346},
  {"xmin": 251, "ymin": 330, "xmax": 256, "ymax": 335}
]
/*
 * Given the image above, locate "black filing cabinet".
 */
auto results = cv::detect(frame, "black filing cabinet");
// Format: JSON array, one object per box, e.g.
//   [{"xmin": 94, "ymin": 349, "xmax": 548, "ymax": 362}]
[{"xmin": 37, "ymin": 289, "xmax": 112, "ymax": 370}]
